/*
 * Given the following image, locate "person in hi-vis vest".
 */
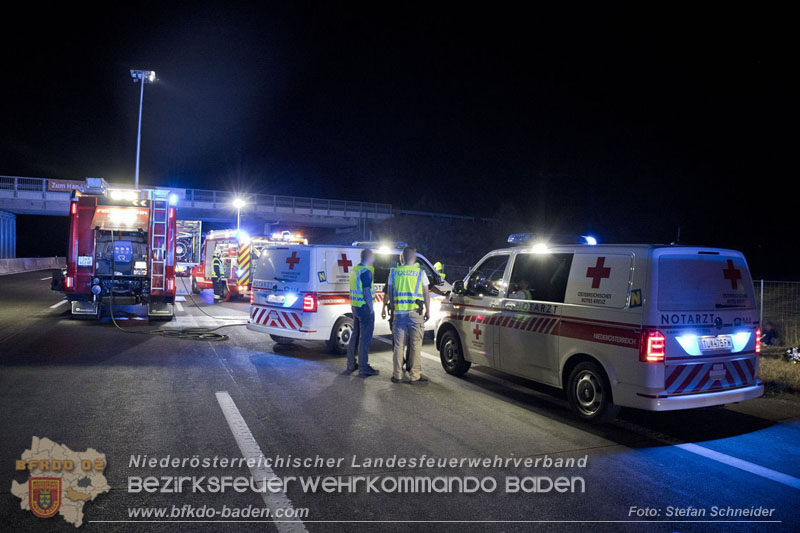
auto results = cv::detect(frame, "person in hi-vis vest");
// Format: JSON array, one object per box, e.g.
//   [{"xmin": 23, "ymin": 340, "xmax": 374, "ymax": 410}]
[
  {"xmin": 346, "ymin": 249, "xmax": 379, "ymax": 377},
  {"xmin": 387, "ymin": 247, "xmax": 430, "ymax": 384}
]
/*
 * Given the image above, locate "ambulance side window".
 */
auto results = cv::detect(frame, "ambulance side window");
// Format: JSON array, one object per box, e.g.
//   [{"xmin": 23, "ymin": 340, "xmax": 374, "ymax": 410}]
[
  {"xmin": 508, "ymin": 253, "xmax": 573, "ymax": 303},
  {"xmin": 467, "ymin": 254, "xmax": 510, "ymax": 297}
]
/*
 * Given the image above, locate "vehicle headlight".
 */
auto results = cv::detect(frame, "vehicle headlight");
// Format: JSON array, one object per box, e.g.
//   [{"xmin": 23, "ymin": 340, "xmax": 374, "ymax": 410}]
[{"xmin": 91, "ymin": 284, "xmax": 102, "ymax": 295}]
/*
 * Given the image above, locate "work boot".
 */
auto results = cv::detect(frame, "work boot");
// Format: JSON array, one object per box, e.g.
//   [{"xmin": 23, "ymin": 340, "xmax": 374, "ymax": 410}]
[
  {"xmin": 359, "ymin": 366, "xmax": 380, "ymax": 377},
  {"xmin": 344, "ymin": 363, "xmax": 359, "ymax": 373},
  {"xmin": 391, "ymin": 377, "xmax": 402, "ymax": 383},
  {"xmin": 409, "ymin": 376, "xmax": 429, "ymax": 385}
]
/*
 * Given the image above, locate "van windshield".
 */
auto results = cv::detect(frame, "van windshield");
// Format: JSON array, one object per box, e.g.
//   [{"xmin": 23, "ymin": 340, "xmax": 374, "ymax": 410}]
[{"xmin": 658, "ymin": 254, "xmax": 755, "ymax": 311}]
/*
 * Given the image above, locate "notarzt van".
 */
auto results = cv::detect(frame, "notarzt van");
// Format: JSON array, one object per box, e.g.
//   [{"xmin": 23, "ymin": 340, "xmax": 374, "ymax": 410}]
[
  {"xmin": 435, "ymin": 235, "xmax": 763, "ymax": 422},
  {"xmin": 247, "ymin": 243, "xmax": 451, "ymax": 354}
]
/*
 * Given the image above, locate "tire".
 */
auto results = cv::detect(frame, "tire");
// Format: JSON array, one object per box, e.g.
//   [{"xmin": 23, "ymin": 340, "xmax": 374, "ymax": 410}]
[
  {"xmin": 566, "ymin": 361, "xmax": 620, "ymax": 423},
  {"xmin": 191, "ymin": 276, "xmax": 201, "ymax": 294},
  {"xmin": 439, "ymin": 329, "xmax": 471, "ymax": 376},
  {"xmin": 270, "ymin": 335, "xmax": 295, "ymax": 345},
  {"xmin": 327, "ymin": 316, "xmax": 354, "ymax": 355}
]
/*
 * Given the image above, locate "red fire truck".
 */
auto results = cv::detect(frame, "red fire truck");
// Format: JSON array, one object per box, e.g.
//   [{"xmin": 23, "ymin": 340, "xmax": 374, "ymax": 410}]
[
  {"xmin": 190, "ymin": 229, "xmax": 306, "ymax": 300},
  {"xmin": 52, "ymin": 178, "xmax": 177, "ymax": 320}
]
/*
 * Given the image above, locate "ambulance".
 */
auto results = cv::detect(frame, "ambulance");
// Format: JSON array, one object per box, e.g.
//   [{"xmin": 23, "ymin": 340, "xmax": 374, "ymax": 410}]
[
  {"xmin": 435, "ymin": 234, "xmax": 763, "ymax": 422},
  {"xmin": 190, "ymin": 230, "xmax": 306, "ymax": 300},
  {"xmin": 246, "ymin": 242, "xmax": 451, "ymax": 354},
  {"xmin": 52, "ymin": 178, "xmax": 177, "ymax": 320}
]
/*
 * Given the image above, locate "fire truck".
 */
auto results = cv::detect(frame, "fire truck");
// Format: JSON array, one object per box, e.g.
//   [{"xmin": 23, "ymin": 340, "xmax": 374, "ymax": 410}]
[
  {"xmin": 189, "ymin": 230, "xmax": 306, "ymax": 300},
  {"xmin": 52, "ymin": 178, "xmax": 177, "ymax": 320}
]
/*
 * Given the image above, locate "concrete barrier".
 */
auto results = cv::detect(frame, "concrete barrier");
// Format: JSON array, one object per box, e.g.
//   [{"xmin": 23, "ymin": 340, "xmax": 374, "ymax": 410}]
[{"xmin": 0, "ymin": 257, "xmax": 65, "ymax": 275}]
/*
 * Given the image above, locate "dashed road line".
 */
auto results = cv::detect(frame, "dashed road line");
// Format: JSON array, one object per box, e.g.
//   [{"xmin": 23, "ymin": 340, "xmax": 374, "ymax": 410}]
[
  {"xmin": 40, "ymin": 276, "xmax": 52, "ymax": 280},
  {"xmin": 175, "ymin": 302, "xmax": 184, "ymax": 312},
  {"xmin": 215, "ymin": 391, "xmax": 308, "ymax": 533},
  {"xmin": 49, "ymin": 299, "xmax": 68, "ymax": 309}
]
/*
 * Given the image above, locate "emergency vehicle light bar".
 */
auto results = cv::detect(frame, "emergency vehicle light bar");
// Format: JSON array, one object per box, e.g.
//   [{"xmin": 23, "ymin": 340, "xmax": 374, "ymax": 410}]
[
  {"xmin": 351, "ymin": 241, "xmax": 408, "ymax": 249},
  {"xmin": 507, "ymin": 234, "xmax": 598, "ymax": 246}
]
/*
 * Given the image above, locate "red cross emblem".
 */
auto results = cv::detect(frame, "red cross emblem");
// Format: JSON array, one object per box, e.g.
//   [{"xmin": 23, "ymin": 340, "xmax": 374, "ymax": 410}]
[
  {"xmin": 285, "ymin": 251, "xmax": 300, "ymax": 270},
  {"xmin": 722, "ymin": 259, "xmax": 742, "ymax": 290},
  {"xmin": 473, "ymin": 324, "xmax": 482, "ymax": 340},
  {"xmin": 337, "ymin": 253, "xmax": 353, "ymax": 273},
  {"xmin": 586, "ymin": 257, "xmax": 611, "ymax": 288}
]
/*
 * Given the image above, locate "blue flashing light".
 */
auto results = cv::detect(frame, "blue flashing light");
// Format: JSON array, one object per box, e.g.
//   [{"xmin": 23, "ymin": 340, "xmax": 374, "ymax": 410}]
[
  {"xmin": 582, "ymin": 235, "xmax": 598, "ymax": 246},
  {"xmin": 236, "ymin": 268, "xmax": 245, "ymax": 277},
  {"xmin": 168, "ymin": 193, "xmax": 179, "ymax": 205},
  {"xmin": 283, "ymin": 293, "xmax": 298, "ymax": 308}
]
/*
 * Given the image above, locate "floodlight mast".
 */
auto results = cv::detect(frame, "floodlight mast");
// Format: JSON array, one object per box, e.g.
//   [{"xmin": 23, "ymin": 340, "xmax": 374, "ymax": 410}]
[{"xmin": 130, "ymin": 69, "xmax": 156, "ymax": 189}]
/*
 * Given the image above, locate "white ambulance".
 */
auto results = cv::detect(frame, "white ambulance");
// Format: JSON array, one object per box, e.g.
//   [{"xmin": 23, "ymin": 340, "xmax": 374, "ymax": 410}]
[
  {"xmin": 435, "ymin": 235, "xmax": 763, "ymax": 422},
  {"xmin": 247, "ymin": 242, "xmax": 451, "ymax": 354}
]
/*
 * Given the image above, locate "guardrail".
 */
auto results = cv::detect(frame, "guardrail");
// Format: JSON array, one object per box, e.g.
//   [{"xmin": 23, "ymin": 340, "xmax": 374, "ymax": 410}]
[{"xmin": 0, "ymin": 256, "xmax": 65, "ymax": 275}]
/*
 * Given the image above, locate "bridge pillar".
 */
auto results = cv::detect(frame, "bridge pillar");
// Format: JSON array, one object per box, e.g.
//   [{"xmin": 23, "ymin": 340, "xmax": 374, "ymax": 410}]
[{"xmin": 0, "ymin": 210, "xmax": 16, "ymax": 259}]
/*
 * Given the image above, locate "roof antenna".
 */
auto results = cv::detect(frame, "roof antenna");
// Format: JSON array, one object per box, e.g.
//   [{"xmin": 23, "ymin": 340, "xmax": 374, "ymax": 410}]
[{"xmin": 672, "ymin": 226, "xmax": 681, "ymax": 246}]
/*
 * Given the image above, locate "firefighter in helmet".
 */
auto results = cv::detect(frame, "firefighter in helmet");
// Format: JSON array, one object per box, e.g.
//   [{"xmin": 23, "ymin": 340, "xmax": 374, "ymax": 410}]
[{"xmin": 211, "ymin": 249, "xmax": 225, "ymax": 300}]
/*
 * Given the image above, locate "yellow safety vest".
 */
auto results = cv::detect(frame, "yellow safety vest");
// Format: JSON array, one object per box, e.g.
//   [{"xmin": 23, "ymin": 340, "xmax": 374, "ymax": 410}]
[
  {"xmin": 390, "ymin": 264, "xmax": 424, "ymax": 313},
  {"xmin": 349, "ymin": 264, "xmax": 374, "ymax": 308}
]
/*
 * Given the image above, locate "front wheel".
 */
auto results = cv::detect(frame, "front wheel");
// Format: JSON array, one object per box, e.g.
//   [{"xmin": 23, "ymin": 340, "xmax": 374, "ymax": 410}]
[
  {"xmin": 327, "ymin": 316, "xmax": 353, "ymax": 355},
  {"xmin": 439, "ymin": 329, "xmax": 471, "ymax": 376},
  {"xmin": 567, "ymin": 361, "xmax": 620, "ymax": 423},
  {"xmin": 191, "ymin": 276, "xmax": 201, "ymax": 294}
]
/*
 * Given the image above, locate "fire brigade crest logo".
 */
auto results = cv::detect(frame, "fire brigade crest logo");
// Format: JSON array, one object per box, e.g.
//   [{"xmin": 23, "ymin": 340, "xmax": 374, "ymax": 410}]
[
  {"xmin": 30, "ymin": 478, "xmax": 61, "ymax": 518},
  {"xmin": 11, "ymin": 437, "xmax": 110, "ymax": 527}
]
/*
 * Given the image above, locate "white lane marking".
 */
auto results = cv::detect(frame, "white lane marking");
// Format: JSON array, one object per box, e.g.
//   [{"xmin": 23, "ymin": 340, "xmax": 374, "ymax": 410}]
[
  {"xmin": 215, "ymin": 391, "xmax": 308, "ymax": 533},
  {"xmin": 676, "ymin": 443, "xmax": 800, "ymax": 489},
  {"xmin": 41, "ymin": 276, "xmax": 52, "ymax": 280},
  {"xmin": 175, "ymin": 296, "xmax": 186, "ymax": 302},
  {"xmin": 49, "ymin": 299, "xmax": 68, "ymax": 309},
  {"xmin": 175, "ymin": 302, "xmax": 184, "ymax": 312},
  {"xmin": 375, "ymin": 337, "xmax": 800, "ymax": 490}
]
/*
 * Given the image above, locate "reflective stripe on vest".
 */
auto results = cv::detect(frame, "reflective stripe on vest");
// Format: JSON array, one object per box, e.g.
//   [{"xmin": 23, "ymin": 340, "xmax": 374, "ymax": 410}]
[
  {"xmin": 390, "ymin": 265, "xmax": 424, "ymax": 312},
  {"xmin": 349, "ymin": 264, "xmax": 375, "ymax": 307}
]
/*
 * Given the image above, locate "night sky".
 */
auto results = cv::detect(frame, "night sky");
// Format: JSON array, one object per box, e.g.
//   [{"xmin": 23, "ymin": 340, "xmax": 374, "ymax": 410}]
[{"xmin": 1, "ymin": 4, "xmax": 796, "ymax": 276}]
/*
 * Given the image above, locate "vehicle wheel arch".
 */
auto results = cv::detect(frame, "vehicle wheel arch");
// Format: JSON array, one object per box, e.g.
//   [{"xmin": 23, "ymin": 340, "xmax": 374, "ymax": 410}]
[
  {"xmin": 561, "ymin": 352, "xmax": 616, "ymax": 398},
  {"xmin": 435, "ymin": 321, "xmax": 459, "ymax": 351}
]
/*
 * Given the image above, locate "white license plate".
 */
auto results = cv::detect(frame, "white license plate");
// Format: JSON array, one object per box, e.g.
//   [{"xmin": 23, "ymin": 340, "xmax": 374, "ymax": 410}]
[
  {"xmin": 77, "ymin": 255, "xmax": 93, "ymax": 267},
  {"xmin": 267, "ymin": 294, "xmax": 285, "ymax": 304},
  {"xmin": 700, "ymin": 335, "xmax": 732, "ymax": 351}
]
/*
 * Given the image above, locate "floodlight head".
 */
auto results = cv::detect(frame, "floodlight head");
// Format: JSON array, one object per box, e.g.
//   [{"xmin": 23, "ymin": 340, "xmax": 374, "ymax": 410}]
[
  {"xmin": 130, "ymin": 69, "xmax": 156, "ymax": 83},
  {"xmin": 232, "ymin": 198, "xmax": 246, "ymax": 209}
]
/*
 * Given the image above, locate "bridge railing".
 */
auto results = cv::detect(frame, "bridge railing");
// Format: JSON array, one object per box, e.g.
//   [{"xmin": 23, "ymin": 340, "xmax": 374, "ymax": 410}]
[{"xmin": 0, "ymin": 176, "xmax": 393, "ymax": 218}]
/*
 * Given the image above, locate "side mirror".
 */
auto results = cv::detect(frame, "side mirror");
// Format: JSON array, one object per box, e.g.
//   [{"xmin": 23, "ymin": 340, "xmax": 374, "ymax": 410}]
[{"xmin": 453, "ymin": 279, "xmax": 465, "ymax": 295}]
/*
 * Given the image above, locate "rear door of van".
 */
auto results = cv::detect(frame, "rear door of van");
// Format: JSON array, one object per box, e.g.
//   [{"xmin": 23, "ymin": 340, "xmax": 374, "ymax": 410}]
[
  {"xmin": 649, "ymin": 248, "xmax": 759, "ymax": 395},
  {"xmin": 251, "ymin": 246, "xmax": 314, "ymax": 331}
]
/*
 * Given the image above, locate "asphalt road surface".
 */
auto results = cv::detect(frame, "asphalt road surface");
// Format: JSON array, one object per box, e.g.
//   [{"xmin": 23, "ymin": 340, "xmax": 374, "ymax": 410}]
[{"xmin": 1, "ymin": 270, "xmax": 799, "ymax": 532}]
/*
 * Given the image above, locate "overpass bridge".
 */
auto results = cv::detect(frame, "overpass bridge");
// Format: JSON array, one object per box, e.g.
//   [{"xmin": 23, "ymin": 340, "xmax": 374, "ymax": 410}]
[{"xmin": 0, "ymin": 176, "xmax": 393, "ymax": 258}]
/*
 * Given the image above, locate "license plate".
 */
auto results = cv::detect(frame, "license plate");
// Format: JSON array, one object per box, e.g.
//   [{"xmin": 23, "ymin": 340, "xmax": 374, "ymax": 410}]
[
  {"xmin": 77, "ymin": 255, "xmax": 93, "ymax": 267},
  {"xmin": 267, "ymin": 294, "xmax": 285, "ymax": 304},
  {"xmin": 700, "ymin": 335, "xmax": 732, "ymax": 351}
]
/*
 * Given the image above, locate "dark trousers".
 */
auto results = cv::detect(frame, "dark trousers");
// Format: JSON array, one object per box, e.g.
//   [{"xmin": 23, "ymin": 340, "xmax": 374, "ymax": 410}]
[{"xmin": 347, "ymin": 306, "xmax": 374, "ymax": 371}]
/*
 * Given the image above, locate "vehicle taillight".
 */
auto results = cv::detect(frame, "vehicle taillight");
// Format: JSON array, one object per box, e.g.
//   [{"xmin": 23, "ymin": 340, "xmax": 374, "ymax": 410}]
[
  {"xmin": 167, "ymin": 278, "xmax": 174, "ymax": 292},
  {"xmin": 303, "ymin": 293, "xmax": 317, "ymax": 312},
  {"xmin": 250, "ymin": 291, "xmax": 254, "ymax": 305},
  {"xmin": 640, "ymin": 330, "xmax": 665, "ymax": 363},
  {"xmin": 70, "ymin": 202, "xmax": 77, "ymax": 215},
  {"xmin": 755, "ymin": 327, "xmax": 762, "ymax": 354},
  {"xmin": 65, "ymin": 276, "xmax": 73, "ymax": 289}
]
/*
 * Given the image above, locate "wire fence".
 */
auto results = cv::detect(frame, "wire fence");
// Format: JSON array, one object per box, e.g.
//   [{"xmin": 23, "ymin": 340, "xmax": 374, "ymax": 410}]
[{"xmin": 757, "ymin": 280, "xmax": 800, "ymax": 348}]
